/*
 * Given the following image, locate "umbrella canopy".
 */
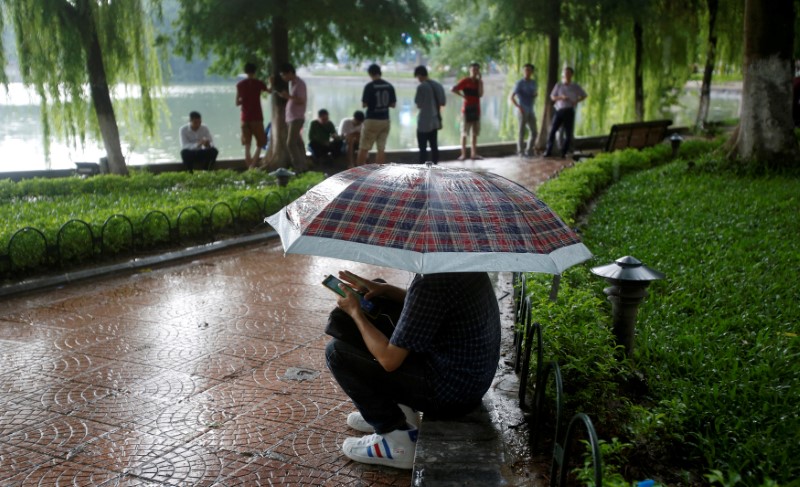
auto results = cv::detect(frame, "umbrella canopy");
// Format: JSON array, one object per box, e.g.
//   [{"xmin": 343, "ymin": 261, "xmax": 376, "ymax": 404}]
[{"xmin": 266, "ymin": 163, "xmax": 592, "ymax": 274}]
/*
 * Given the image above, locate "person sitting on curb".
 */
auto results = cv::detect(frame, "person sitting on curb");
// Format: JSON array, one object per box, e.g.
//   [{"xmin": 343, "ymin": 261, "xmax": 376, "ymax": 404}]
[
  {"xmin": 325, "ymin": 270, "xmax": 501, "ymax": 469},
  {"xmin": 308, "ymin": 109, "xmax": 342, "ymax": 163},
  {"xmin": 179, "ymin": 111, "xmax": 218, "ymax": 173},
  {"xmin": 338, "ymin": 110, "xmax": 365, "ymax": 168}
]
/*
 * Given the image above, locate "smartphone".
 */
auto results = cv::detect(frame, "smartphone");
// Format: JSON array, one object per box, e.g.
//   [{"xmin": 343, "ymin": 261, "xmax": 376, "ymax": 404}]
[
  {"xmin": 321, "ymin": 275, "xmax": 378, "ymax": 317},
  {"xmin": 322, "ymin": 274, "xmax": 350, "ymax": 297}
]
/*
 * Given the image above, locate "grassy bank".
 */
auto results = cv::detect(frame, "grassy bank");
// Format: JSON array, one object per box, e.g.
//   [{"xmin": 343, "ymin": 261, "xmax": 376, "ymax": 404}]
[{"xmin": 527, "ymin": 144, "xmax": 799, "ymax": 485}]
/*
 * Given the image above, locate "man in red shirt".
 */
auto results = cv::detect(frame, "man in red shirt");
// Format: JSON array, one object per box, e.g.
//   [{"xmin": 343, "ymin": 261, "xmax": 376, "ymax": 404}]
[
  {"xmin": 236, "ymin": 63, "xmax": 271, "ymax": 169},
  {"xmin": 451, "ymin": 63, "xmax": 484, "ymax": 160}
]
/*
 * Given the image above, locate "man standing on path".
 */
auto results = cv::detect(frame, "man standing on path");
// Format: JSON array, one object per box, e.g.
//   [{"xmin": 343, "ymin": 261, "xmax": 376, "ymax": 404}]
[
  {"xmin": 179, "ymin": 111, "xmax": 218, "ymax": 173},
  {"xmin": 414, "ymin": 65, "xmax": 446, "ymax": 165},
  {"xmin": 236, "ymin": 62, "xmax": 271, "ymax": 169},
  {"xmin": 543, "ymin": 66, "xmax": 587, "ymax": 158},
  {"xmin": 356, "ymin": 64, "xmax": 396, "ymax": 166},
  {"xmin": 452, "ymin": 63, "xmax": 484, "ymax": 160},
  {"xmin": 510, "ymin": 63, "xmax": 538, "ymax": 157},
  {"xmin": 277, "ymin": 63, "xmax": 310, "ymax": 171}
]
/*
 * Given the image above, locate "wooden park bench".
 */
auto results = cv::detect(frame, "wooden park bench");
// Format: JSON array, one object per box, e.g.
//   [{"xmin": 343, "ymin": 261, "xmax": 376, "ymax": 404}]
[{"xmin": 573, "ymin": 119, "xmax": 673, "ymax": 160}]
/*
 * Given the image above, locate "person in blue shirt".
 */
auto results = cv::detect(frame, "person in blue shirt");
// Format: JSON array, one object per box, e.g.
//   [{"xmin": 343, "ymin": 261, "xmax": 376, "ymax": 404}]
[
  {"xmin": 510, "ymin": 63, "xmax": 538, "ymax": 157},
  {"xmin": 356, "ymin": 64, "xmax": 397, "ymax": 166}
]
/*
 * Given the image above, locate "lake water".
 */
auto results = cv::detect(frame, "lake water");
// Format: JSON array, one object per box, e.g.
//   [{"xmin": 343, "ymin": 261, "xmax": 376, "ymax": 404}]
[{"xmin": 0, "ymin": 76, "xmax": 741, "ymax": 172}]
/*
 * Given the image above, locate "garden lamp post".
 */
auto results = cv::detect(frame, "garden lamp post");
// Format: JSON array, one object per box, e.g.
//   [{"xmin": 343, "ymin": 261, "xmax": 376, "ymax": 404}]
[
  {"xmin": 591, "ymin": 256, "xmax": 665, "ymax": 358},
  {"xmin": 670, "ymin": 133, "xmax": 683, "ymax": 158},
  {"xmin": 269, "ymin": 167, "xmax": 296, "ymax": 187}
]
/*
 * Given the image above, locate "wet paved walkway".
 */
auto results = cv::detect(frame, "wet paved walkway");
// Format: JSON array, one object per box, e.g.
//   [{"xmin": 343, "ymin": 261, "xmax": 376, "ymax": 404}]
[{"xmin": 0, "ymin": 156, "xmax": 573, "ymax": 486}]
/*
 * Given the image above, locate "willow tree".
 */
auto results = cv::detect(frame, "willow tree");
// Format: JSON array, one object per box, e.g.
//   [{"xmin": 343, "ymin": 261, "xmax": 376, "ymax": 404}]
[
  {"xmin": 726, "ymin": 0, "xmax": 799, "ymax": 169},
  {"xmin": 695, "ymin": 0, "xmax": 745, "ymax": 129},
  {"xmin": 175, "ymin": 0, "xmax": 436, "ymax": 171},
  {"xmin": 0, "ymin": 0, "xmax": 165, "ymax": 175}
]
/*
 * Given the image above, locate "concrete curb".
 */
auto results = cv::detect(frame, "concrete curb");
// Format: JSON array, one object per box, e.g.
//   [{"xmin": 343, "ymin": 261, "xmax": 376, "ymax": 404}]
[{"xmin": 0, "ymin": 231, "xmax": 278, "ymax": 299}]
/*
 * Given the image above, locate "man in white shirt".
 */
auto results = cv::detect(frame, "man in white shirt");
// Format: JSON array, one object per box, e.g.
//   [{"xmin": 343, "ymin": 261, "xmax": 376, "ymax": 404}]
[
  {"xmin": 180, "ymin": 111, "xmax": 219, "ymax": 172},
  {"xmin": 338, "ymin": 110, "xmax": 365, "ymax": 168}
]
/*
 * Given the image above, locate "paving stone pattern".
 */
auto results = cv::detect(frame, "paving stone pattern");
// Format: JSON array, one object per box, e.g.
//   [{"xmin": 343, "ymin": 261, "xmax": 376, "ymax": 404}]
[{"xmin": 0, "ymin": 156, "xmax": 572, "ymax": 486}]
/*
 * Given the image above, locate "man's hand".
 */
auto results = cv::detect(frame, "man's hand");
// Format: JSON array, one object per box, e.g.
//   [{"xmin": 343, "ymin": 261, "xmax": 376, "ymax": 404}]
[
  {"xmin": 336, "ymin": 284, "xmax": 363, "ymax": 319},
  {"xmin": 338, "ymin": 270, "xmax": 407, "ymax": 303},
  {"xmin": 338, "ymin": 270, "xmax": 383, "ymax": 300}
]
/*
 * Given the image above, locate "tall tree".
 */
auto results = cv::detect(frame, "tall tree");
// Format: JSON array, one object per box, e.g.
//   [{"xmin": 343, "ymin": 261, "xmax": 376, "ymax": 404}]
[
  {"xmin": 175, "ymin": 0, "xmax": 436, "ymax": 170},
  {"xmin": 695, "ymin": 0, "xmax": 745, "ymax": 130},
  {"xmin": 696, "ymin": 0, "xmax": 719, "ymax": 129},
  {"xmin": 726, "ymin": 0, "xmax": 799, "ymax": 169},
  {"xmin": 0, "ymin": 0, "xmax": 165, "ymax": 175}
]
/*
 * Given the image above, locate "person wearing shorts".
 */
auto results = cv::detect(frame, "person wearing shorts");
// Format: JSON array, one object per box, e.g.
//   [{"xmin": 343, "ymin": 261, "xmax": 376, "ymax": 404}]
[
  {"xmin": 236, "ymin": 63, "xmax": 271, "ymax": 169},
  {"xmin": 356, "ymin": 64, "xmax": 396, "ymax": 166},
  {"xmin": 452, "ymin": 63, "xmax": 484, "ymax": 160}
]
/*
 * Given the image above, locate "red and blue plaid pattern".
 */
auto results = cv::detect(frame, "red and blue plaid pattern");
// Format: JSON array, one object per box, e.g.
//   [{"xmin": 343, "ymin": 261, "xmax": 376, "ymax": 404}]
[{"xmin": 288, "ymin": 164, "xmax": 581, "ymax": 254}]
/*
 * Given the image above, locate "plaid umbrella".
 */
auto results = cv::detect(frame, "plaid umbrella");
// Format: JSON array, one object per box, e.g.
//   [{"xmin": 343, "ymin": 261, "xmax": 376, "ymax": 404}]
[{"xmin": 266, "ymin": 164, "xmax": 591, "ymax": 274}]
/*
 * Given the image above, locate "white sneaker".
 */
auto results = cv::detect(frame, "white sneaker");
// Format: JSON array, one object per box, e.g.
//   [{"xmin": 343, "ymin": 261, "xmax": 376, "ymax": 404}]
[
  {"xmin": 346, "ymin": 404, "xmax": 420, "ymax": 433},
  {"xmin": 341, "ymin": 428, "xmax": 418, "ymax": 469}
]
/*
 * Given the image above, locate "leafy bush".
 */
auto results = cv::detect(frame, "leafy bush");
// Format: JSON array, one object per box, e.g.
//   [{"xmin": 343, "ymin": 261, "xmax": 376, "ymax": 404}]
[
  {"xmin": 0, "ymin": 170, "xmax": 324, "ymax": 277},
  {"xmin": 527, "ymin": 140, "xmax": 799, "ymax": 485}
]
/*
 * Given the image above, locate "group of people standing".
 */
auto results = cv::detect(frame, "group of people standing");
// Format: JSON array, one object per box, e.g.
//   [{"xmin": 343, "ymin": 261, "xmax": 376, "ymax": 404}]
[{"xmin": 178, "ymin": 62, "xmax": 588, "ymax": 172}]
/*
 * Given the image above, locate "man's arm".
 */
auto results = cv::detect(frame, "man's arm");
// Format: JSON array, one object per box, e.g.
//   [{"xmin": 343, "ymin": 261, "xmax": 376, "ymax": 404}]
[
  {"xmin": 510, "ymin": 85, "xmax": 521, "ymax": 112},
  {"xmin": 180, "ymin": 126, "xmax": 195, "ymax": 150},
  {"xmin": 338, "ymin": 287, "xmax": 409, "ymax": 372},
  {"xmin": 200, "ymin": 126, "xmax": 213, "ymax": 147}
]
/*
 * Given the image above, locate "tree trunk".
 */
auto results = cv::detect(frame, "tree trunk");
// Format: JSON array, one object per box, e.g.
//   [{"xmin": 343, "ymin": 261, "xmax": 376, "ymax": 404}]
[
  {"xmin": 696, "ymin": 0, "xmax": 718, "ymax": 130},
  {"xmin": 263, "ymin": 7, "xmax": 291, "ymax": 171},
  {"xmin": 727, "ymin": 0, "xmax": 799, "ymax": 169},
  {"xmin": 81, "ymin": 1, "xmax": 127, "ymax": 175},
  {"xmin": 536, "ymin": 0, "xmax": 560, "ymax": 152},
  {"xmin": 633, "ymin": 21, "xmax": 644, "ymax": 122}
]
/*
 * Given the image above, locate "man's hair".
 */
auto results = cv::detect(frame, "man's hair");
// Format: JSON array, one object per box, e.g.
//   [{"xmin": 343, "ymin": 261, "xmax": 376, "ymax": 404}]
[
  {"xmin": 523, "ymin": 63, "xmax": 535, "ymax": 70},
  {"xmin": 244, "ymin": 62, "xmax": 257, "ymax": 74},
  {"xmin": 353, "ymin": 110, "xmax": 365, "ymax": 121},
  {"xmin": 279, "ymin": 63, "xmax": 296, "ymax": 74},
  {"xmin": 469, "ymin": 62, "xmax": 480, "ymax": 69},
  {"xmin": 318, "ymin": 108, "xmax": 329, "ymax": 117},
  {"xmin": 189, "ymin": 111, "xmax": 201, "ymax": 120},
  {"xmin": 367, "ymin": 64, "xmax": 381, "ymax": 76},
  {"xmin": 564, "ymin": 66, "xmax": 575, "ymax": 75},
  {"xmin": 413, "ymin": 65, "xmax": 428, "ymax": 77}
]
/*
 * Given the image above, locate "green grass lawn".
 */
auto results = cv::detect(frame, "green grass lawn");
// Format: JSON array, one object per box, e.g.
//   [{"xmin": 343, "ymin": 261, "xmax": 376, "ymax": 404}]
[{"xmin": 527, "ymin": 150, "xmax": 799, "ymax": 486}]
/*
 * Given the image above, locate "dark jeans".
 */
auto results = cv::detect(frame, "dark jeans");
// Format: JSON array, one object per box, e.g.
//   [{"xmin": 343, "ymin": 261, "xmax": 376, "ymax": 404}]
[
  {"xmin": 325, "ymin": 338, "xmax": 479, "ymax": 434},
  {"xmin": 417, "ymin": 130, "xmax": 439, "ymax": 164},
  {"xmin": 309, "ymin": 140, "xmax": 342, "ymax": 160},
  {"xmin": 544, "ymin": 107, "xmax": 576, "ymax": 157},
  {"xmin": 180, "ymin": 147, "xmax": 218, "ymax": 172}
]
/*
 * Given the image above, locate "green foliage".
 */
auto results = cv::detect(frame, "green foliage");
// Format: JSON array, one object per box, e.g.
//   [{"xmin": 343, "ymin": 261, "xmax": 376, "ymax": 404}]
[
  {"xmin": 0, "ymin": 170, "xmax": 323, "ymax": 275},
  {"xmin": 528, "ymin": 139, "xmax": 800, "ymax": 484},
  {"xmin": 536, "ymin": 143, "xmax": 679, "ymax": 226},
  {"xmin": 175, "ymin": 0, "xmax": 438, "ymax": 76}
]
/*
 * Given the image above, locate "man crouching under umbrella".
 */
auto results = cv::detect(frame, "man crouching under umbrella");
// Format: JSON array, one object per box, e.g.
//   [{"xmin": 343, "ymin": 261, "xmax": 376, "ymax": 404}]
[{"xmin": 325, "ymin": 270, "xmax": 501, "ymax": 469}]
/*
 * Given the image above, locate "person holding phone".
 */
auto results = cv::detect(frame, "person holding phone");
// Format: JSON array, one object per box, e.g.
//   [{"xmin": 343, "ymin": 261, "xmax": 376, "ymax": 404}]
[{"xmin": 324, "ymin": 270, "xmax": 501, "ymax": 469}]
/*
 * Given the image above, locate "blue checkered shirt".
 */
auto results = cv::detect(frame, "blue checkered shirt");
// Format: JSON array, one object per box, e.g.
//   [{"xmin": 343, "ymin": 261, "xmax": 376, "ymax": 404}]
[{"xmin": 390, "ymin": 273, "xmax": 501, "ymax": 405}]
